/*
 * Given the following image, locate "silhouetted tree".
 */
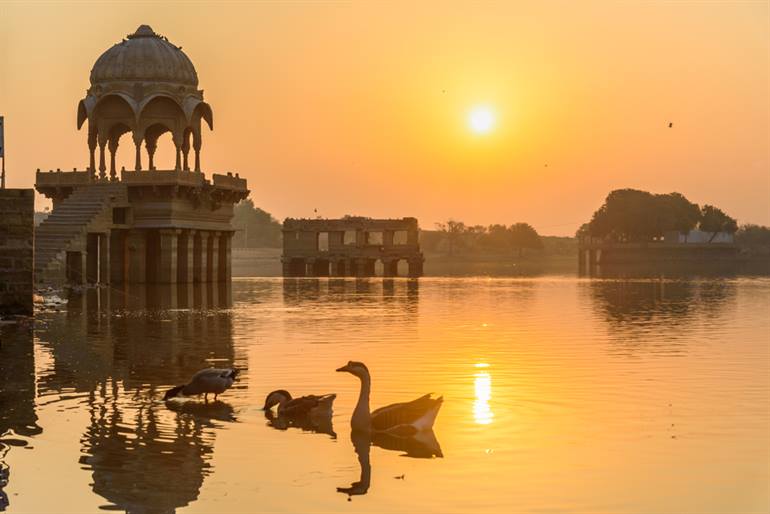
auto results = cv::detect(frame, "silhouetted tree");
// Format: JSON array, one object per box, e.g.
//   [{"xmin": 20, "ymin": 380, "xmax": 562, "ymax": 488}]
[
  {"xmin": 232, "ymin": 199, "xmax": 282, "ymax": 248},
  {"xmin": 735, "ymin": 224, "xmax": 770, "ymax": 246},
  {"xmin": 435, "ymin": 220, "xmax": 466, "ymax": 256},
  {"xmin": 699, "ymin": 205, "xmax": 738, "ymax": 242},
  {"xmin": 588, "ymin": 189, "xmax": 701, "ymax": 242},
  {"xmin": 508, "ymin": 223, "xmax": 544, "ymax": 256}
]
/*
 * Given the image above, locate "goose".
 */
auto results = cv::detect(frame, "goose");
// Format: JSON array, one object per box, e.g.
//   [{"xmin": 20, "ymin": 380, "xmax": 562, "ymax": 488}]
[
  {"xmin": 163, "ymin": 368, "xmax": 239, "ymax": 402},
  {"xmin": 263, "ymin": 389, "xmax": 336, "ymax": 418},
  {"xmin": 336, "ymin": 361, "xmax": 442, "ymax": 434}
]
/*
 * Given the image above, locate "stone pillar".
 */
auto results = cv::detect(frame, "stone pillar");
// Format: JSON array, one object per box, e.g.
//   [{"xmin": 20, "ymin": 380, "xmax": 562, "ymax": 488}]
[
  {"xmin": 127, "ymin": 230, "xmax": 147, "ymax": 283},
  {"xmin": 382, "ymin": 258, "xmax": 397, "ymax": 277},
  {"xmin": 282, "ymin": 259, "xmax": 291, "ymax": 277},
  {"xmin": 0, "ymin": 189, "xmax": 34, "ymax": 316},
  {"xmin": 408, "ymin": 258, "xmax": 423, "ymax": 278},
  {"xmin": 67, "ymin": 251, "xmax": 86, "ymax": 285},
  {"xmin": 218, "ymin": 232, "xmax": 232, "ymax": 282},
  {"xmin": 193, "ymin": 231, "xmax": 203, "ymax": 283},
  {"xmin": 407, "ymin": 229, "xmax": 419, "ymax": 246},
  {"xmin": 176, "ymin": 230, "xmax": 190, "ymax": 283},
  {"xmin": 182, "ymin": 131, "xmax": 191, "ymax": 171},
  {"xmin": 108, "ymin": 139, "xmax": 118, "ymax": 181},
  {"xmin": 109, "ymin": 230, "xmax": 127, "ymax": 284},
  {"xmin": 158, "ymin": 229, "xmax": 179, "ymax": 284},
  {"xmin": 133, "ymin": 134, "xmax": 143, "ymax": 171},
  {"xmin": 185, "ymin": 230, "xmax": 195, "ymax": 283},
  {"xmin": 88, "ymin": 127, "xmax": 97, "ymax": 179},
  {"xmin": 86, "ymin": 233, "xmax": 99, "ymax": 283},
  {"xmin": 208, "ymin": 231, "xmax": 220, "ymax": 283},
  {"xmin": 98, "ymin": 137, "xmax": 107, "ymax": 181},
  {"xmin": 383, "ymin": 230, "xmax": 394, "ymax": 247},
  {"xmin": 146, "ymin": 138, "xmax": 157, "ymax": 171},
  {"xmin": 99, "ymin": 232, "xmax": 110, "ymax": 284},
  {"xmin": 305, "ymin": 258, "xmax": 315, "ymax": 277},
  {"xmin": 355, "ymin": 258, "xmax": 368, "ymax": 277},
  {"xmin": 193, "ymin": 131, "xmax": 202, "ymax": 172},
  {"xmin": 200, "ymin": 232, "xmax": 210, "ymax": 282},
  {"xmin": 331, "ymin": 259, "xmax": 345, "ymax": 277},
  {"xmin": 174, "ymin": 132, "xmax": 182, "ymax": 172}
]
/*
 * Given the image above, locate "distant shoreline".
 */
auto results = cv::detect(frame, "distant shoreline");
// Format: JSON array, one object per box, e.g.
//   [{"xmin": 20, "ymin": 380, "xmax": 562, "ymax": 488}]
[{"xmin": 232, "ymin": 247, "xmax": 769, "ymax": 278}]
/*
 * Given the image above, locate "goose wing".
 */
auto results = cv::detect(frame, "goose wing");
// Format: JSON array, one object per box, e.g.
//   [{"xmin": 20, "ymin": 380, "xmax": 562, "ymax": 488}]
[
  {"xmin": 371, "ymin": 394, "xmax": 443, "ymax": 432},
  {"xmin": 282, "ymin": 394, "xmax": 336, "ymax": 417},
  {"xmin": 184, "ymin": 368, "xmax": 237, "ymax": 395}
]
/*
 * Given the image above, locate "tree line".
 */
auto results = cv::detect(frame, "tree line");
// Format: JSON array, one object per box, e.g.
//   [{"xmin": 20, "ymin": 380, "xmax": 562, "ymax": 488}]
[
  {"xmin": 232, "ymin": 199, "xmax": 282, "ymax": 248},
  {"xmin": 579, "ymin": 189, "xmax": 738, "ymax": 243},
  {"xmin": 423, "ymin": 220, "xmax": 543, "ymax": 256}
]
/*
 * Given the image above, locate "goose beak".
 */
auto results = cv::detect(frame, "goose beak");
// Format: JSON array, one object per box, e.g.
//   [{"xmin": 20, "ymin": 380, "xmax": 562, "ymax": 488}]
[{"xmin": 336, "ymin": 365, "xmax": 350, "ymax": 373}]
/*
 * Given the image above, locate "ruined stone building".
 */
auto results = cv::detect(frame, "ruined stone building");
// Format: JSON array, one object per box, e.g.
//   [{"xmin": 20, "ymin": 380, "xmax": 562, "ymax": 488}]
[
  {"xmin": 34, "ymin": 25, "xmax": 249, "ymax": 285},
  {"xmin": 282, "ymin": 217, "xmax": 424, "ymax": 277}
]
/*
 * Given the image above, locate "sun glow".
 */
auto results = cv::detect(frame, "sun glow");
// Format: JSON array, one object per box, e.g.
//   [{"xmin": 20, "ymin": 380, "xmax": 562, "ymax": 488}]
[{"xmin": 468, "ymin": 106, "xmax": 496, "ymax": 134}]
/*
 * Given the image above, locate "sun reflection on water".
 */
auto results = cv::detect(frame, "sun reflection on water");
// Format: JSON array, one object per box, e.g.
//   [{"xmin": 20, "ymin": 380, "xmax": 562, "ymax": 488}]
[{"xmin": 473, "ymin": 364, "xmax": 494, "ymax": 425}]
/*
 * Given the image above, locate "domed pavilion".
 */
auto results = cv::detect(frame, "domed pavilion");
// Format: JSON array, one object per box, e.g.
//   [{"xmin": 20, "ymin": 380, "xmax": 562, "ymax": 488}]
[
  {"xmin": 78, "ymin": 24, "xmax": 213, "ymax": 179},
  {"xmin": 35, "ymin": 25, "xmax": 249, "ymax": 291}
]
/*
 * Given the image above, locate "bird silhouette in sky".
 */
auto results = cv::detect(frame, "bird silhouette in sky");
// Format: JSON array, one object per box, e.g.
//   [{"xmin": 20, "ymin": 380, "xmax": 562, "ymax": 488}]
[{"xmin": 668, "ymin": 122, "xmax": 673, "ymax": 128}]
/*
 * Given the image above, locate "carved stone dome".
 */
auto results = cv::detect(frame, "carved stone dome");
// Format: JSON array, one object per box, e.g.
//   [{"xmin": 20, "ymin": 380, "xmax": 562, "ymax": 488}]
[
  {"xmin": 90, "ymin": 25, "xmax": 198, "ymax": 87},
  {"xmin": 78, "ymin": 25, "xmax": 213, "ymax": 177}
]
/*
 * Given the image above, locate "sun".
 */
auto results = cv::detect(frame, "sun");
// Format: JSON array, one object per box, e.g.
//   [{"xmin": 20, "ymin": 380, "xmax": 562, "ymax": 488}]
[{"xmin": 468, "ymin": 106, "xmax": 496, "ymax": 134}]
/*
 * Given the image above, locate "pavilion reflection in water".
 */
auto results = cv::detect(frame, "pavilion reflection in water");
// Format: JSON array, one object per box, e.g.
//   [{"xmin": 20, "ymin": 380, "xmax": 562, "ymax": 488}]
[
  {"xmin": 35, "ymin": 283, "xmax": 241, "ymax": 513},
  {"xmin": 586, "ymin": 277, "xmax": 735, "ymax": 355},
  {"xmin": 282, "ymin": 278, "xmax": 419, "ymax": 311}
]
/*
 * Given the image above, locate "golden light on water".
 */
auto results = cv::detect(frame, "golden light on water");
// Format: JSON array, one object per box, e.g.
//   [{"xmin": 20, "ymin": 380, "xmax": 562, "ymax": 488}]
[{"xmin": 473, "ymin": 366, "xmax": 494, "ymax": 425}]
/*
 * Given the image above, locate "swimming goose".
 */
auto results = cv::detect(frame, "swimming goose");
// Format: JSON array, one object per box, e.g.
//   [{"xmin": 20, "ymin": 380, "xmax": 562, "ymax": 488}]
[
  {"xmin": 263, "ymin": 389, "xmax": 336, "ymax": 418},
  {"xmin": 336, "ymin": 361, "xmax": 442, "ymax": 434},
  {"xmin": 163, "ymin": 368, "xmax": 239, "ymax": 402}
]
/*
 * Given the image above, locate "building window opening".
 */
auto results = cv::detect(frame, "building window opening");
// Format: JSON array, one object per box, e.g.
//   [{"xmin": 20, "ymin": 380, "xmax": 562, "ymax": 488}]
[
  {"xmin": 318, "ymin": 232, "xmax": 329, "ymax": 251},
  {"xmin": 367, "ymin": 231, "xmax": 383, "ymax": 245}
]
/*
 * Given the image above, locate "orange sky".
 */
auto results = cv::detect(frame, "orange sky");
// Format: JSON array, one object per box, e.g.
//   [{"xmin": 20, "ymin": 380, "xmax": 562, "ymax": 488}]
[{"xmin": 0, "ymin": 1, "xmax": 767, "ymax": 235}]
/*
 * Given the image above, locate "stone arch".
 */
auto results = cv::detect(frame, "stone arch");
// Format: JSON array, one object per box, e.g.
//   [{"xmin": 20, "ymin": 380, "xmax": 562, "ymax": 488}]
[
  {"xmin": 107, "ymin": 122, "xmax": 132, "ymax": 179},
  {"xmin": 138, "ymin": 95, "xmax": 186, "ymax": 170},
  {"xmin": 192, "ymin": 102, "xmax": 213, "ymax": 130},
  {"xmin": 91, "ymin": 95, "xmax": 136, "ymax": 178},
  {"xmin": 143, "ymin": 122, "xmax": 175, "ymax": 171},
  {"xmin": 77, "ymin": 100, "xmax": 88, "ymax": 129}
]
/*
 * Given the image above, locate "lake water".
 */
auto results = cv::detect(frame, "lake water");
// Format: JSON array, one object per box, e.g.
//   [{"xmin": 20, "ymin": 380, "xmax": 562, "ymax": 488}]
[{"xmin": 1, "ymin": 276, "xmax": 768, "ymax": 513}]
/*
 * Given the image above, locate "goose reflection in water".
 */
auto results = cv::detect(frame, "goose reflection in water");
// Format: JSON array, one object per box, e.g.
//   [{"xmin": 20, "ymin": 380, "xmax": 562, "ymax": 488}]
[
  {"xmin": 337, "ymin": 429, "xmax": 443, "ymax": 498},
  {"xmin": 264, "ymin": 409, "xmax": 337, "ymax": 438},
  {"xmin": 262, "ymin": 390, "xmax": 338, "ymax": 437},
  {"xmin": 165, "ymin": 398, "xmax": 237, "ymax": 424}
]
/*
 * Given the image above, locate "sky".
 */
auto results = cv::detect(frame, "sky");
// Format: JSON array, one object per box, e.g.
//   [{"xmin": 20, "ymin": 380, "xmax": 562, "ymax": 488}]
[{"xmin": 0, "ymin": 1, "xmax": 768, "ymax": 235}]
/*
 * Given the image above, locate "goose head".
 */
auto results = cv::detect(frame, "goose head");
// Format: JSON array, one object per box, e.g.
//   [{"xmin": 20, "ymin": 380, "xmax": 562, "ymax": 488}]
[
  {"xmin": 263, "ymin": 389, "xmax": 292, "ymax": 410},
  {"xmin": 163, "ymin": 385, "xmax": 185, "ymax": 401},
  {"xmin": 336, "ymin": 361, "xmax": 370, "ymax": 380}
]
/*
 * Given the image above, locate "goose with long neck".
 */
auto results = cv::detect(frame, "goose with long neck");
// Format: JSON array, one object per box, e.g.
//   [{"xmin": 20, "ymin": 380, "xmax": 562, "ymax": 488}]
[{"xmin": 336, "ymin": 361, "xmax": 443, "ymax": 434}]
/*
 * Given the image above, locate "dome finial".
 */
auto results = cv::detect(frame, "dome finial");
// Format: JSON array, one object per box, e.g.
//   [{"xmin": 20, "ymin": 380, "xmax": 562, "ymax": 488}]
[{"xmin": 128, "ymin": 25, "xmax": 156, "ymax": 39}]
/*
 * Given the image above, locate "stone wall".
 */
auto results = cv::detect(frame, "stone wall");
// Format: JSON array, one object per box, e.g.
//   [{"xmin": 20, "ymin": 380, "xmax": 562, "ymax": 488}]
[{"xmin": 0, "ymin": 189, "xmax": 34, "ymax": 316}]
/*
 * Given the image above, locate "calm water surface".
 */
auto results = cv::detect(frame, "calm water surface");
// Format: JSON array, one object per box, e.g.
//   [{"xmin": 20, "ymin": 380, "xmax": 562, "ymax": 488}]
[{"xmin": 1, "ymin": 276, "xmax": 768, "ymax": 513}]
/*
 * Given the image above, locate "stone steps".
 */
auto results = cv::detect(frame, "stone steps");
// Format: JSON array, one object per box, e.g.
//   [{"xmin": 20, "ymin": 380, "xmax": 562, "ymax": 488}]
[{"xmin": 34, "ymin": 183, "xmax": 127, "ymax": 281}]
